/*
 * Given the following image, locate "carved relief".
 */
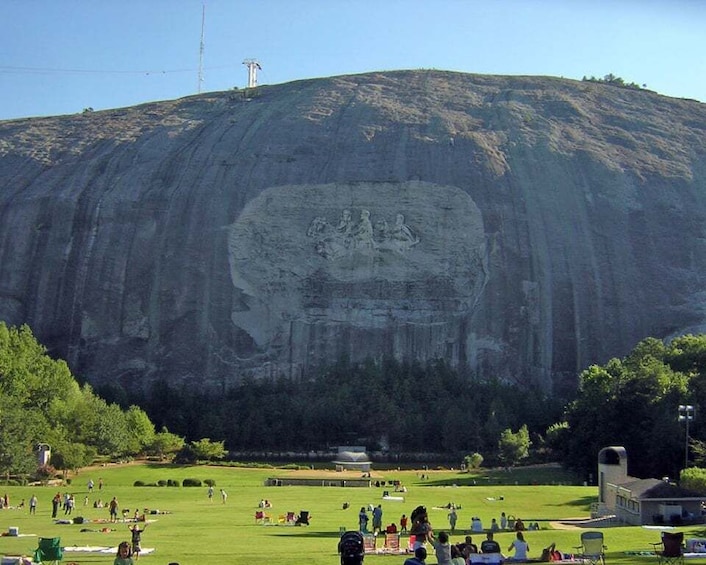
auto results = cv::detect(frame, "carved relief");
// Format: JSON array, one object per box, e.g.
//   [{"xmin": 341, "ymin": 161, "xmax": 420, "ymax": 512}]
[
  {"xmin": 227, "ymin": 181, "xmax": 488, "ymax": 368},
  {"xmin": 307, "ymin": 209, "xmax": 419, "ymax": 260}
]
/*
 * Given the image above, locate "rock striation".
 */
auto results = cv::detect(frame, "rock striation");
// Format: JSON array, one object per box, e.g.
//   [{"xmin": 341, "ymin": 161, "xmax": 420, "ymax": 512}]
[{"xmin": 1, "ymin": 70, "xmax": 705, "ymax": 395}]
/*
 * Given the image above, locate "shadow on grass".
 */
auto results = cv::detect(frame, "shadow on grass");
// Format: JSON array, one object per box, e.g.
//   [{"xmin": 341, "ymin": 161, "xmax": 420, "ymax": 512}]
[
  {"xmin": 268, "ymin": 529, "xmax": 346, "ymax": 539},
  {"xmin": 551, "ymin": 495, "xmax": 596, "ymax": 508},
  {"xmin": 417, "ymin": 471, "xmax": 582, "ymax": 488}
]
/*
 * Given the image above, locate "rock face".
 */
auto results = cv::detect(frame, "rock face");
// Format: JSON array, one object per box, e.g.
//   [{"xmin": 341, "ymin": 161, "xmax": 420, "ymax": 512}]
[{"xmin": 1, "ymin": 70, "xmax": 705, "ymax": 395}]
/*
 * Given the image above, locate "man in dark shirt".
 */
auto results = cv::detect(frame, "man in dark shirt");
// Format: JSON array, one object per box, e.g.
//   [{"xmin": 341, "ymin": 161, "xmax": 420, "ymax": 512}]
[
  {"xmin": 403, "ymin": 546, "xmax": 427, "ymax": 565},
  {"xmin": 480, "ymin": 532, "xmax": 501, "ymax": 554}
]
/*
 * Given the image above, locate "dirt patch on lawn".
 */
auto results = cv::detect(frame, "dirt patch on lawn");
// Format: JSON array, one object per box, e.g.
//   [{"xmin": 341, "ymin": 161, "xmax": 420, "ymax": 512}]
[{"xmin": 549, "ymin": 519, "xmax": 585, "ymax": 530}]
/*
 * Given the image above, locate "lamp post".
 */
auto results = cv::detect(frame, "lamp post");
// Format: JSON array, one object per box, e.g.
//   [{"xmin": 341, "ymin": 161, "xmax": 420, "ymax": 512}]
[{"xmin": 678, "ymin": 405, "xmax": 695, "ymax": 469}]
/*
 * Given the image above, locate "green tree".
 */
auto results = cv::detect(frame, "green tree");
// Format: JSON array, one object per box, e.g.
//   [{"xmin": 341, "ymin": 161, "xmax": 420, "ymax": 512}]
[
  {"xmin": 190, "ymin": 438, "xmax": 227, "ymax": 461},
  {"xmin": 544, "ymin": 421, "xmax": 570, "ymax": 459},
  {"xmin": 52, "ymin": 441, "xmax": 94, "ymax": 475},
  {"xmin": 148, "ymin": 428, "xmax": 185, "ymax": 460},
  {"xmin": 0, "ymin": 322, "xmax": 161, "ymax": 474},
  {"xmin": 463, "ymin": 452, "xmax": 484, "ymax": 470},
  {"xmin": 0, "ymin": 399, "xmax": 40, "ymax": 478},
  {"xmin": 0, "ymin": 323, "xmax": 78, "ymax": 411},
  {"xmin": 94, "ymin": 403, "xmax": 130, "ymax": 456},
  {"xmin": 680, "ymin": 467, "xmax": 706, "ymax": 494},
  {"xmin": 498, "ymin": 425, "xmax": 531, "ymax": 467},
  {"xmin": 124, "ymin": 406, "xmax": 156, "ymax": 455},
  {"xmin": 563, "ymin": 337, "xmax": 695, "ymax": 478}
]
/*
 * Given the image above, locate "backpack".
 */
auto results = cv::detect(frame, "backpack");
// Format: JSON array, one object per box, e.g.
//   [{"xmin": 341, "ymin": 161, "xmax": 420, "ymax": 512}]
[{"xmin": 339, "ymin": 531, "xmax": 365, "ymax": 565}]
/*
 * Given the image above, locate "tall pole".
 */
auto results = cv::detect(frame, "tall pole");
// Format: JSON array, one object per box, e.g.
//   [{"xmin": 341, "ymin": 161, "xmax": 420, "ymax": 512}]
[
  {"xmin": 198, "ymin": 4, "xmax": 205, "ymax": 93},
  {"xmin": 678, "ymin": 404, "xmax": 695, "ymax": 470}
]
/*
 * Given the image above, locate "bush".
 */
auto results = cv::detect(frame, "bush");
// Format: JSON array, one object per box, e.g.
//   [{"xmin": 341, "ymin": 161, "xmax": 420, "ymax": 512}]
[
  {"xmin": 134, "ymin": 480, "xmax": 146, "ymax": 487},
  {"xmin": 204, "ymin": 479, "xmax": 216, "ymax": 487},
  {"xmin": 182, "ymin": 478, "xmax": 202, "ymax": 487},
  {"xmin": 157, "ymin": 480, "xmax": 168, "ymax": 487},
  {"xmin": 167, "ymin": 479, "xmax": 179, "ymax": 487},
  {"xmin": 463, "ymin": 452, "xmax": 484, "ymax": 470}
]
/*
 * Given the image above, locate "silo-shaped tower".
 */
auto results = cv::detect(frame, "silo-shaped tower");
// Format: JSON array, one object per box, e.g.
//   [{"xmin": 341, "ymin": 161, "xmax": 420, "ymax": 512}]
[
  {"xmin": 37, "ymin": 443, "xmax": 51, "ymax": 467},
  {"xmin": 598, "ymin": 446, "xmax": 628, "ymax": 507}
]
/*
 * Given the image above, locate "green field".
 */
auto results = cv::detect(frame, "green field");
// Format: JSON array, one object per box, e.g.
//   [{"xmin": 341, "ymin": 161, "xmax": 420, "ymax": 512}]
[{"xmin": 1, "ymin": 463, "xmax": 705, "ymax": 565}]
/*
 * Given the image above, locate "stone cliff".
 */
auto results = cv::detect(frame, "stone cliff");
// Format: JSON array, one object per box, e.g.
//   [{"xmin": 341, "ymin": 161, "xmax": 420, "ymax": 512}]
[{"xmin": 1, "ymin": 70, "xmax": 705, "ymax": 395}]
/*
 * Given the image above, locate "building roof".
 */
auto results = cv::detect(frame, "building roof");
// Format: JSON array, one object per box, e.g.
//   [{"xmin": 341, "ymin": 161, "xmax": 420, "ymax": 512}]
[{"xmin": 614, "ymin": 477, "xmax": 703, "ymax": 500}]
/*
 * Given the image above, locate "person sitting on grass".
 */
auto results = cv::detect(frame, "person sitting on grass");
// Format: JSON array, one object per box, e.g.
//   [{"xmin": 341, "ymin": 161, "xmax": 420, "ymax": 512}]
[
  {"xmin": 480, "ymin": 532, "xmax": 502, "ymax": 554},
  {"xmin": 450, "ymin": 544, "xmax": 466, "ymax": 565},
  {"xmin": 507, "ymin": 531, "xmax": 529, "ymax": 562},
  {"xmin": 431, "ymin": 531, "xmax": 452, "ymax": 565},
  {"xmin": 404, "ymin": 546, "xmax": 427, "ymax": 565},
  {"xmin": 540, "ymin": 543, "xmax": 563, "ymax": 562},
  {"xmin": 464, "ymin": 535, "xmax": 478, "ymax": 554}
]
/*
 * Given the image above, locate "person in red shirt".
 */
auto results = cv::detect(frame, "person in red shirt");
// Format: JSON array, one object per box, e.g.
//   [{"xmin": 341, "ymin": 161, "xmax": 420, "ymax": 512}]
[{"xmin": 400, "ymin": 514, "xmax": 409, "ymax": 533}]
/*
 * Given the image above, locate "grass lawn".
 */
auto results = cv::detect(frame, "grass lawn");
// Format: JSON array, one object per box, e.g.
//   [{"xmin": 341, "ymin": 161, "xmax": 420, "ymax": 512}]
[{"xmin": 1, "ymin": 463, "xmax": 705, "ymax": 565}]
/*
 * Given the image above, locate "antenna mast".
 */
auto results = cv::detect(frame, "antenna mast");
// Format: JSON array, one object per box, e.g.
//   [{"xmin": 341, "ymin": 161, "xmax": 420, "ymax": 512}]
[
  {"xmin": 197, "ymin": 4, "xmax": 205, "ymax": 93},
  {"xmin": 243, "ymin": 59, "xmax": 261, "ymax": 88}
]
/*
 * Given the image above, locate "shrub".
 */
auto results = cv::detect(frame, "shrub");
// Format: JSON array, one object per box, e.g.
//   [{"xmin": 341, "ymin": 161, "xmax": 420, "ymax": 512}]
[
  {"xmin": 204, "ymin": 479, "xmax": 216, "ymax": 487},
  {"xmin": 463, "ymin": 452, "xmax": 484, "ymax": 470},
  {"xmin": 182, "ymin": 478, "xmax": 202, "ymax": 487},
  {"xmin": 35, "ymin": 464, "xmax": 56, "ymax": 483},
  {"xmin": 681, "ymin": 467, "xmax": 706, "ymax": 494},
  {"xmin": 167, "ymin": 479, "xmax": 179, "ymax": 487},
  {"xmin": 134, "ymin": 480, "xmax": 146, "ymax": 487},
  {"xmin": 157, "ymin": 480, "xmax": 168, "ymax": 487}
]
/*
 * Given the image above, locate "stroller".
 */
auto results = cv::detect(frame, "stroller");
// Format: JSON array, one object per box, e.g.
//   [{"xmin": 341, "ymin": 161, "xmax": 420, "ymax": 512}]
[{"xmin": 339, "ymin": 531, "xmax": 365, "ymax": 565}]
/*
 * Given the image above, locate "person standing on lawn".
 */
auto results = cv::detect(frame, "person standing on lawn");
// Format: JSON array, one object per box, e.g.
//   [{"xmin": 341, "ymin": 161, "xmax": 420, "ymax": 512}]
[
  {"xmin": 109, "ymin": 496, "xmax": 119, "ymax": 522},
  {"xmin": 372, "ymin": 504, "xmax": 383, "ymax": 534},
  {"xmin": 129, "ymin": 522, "xmax": 148, "ymax": 560}
]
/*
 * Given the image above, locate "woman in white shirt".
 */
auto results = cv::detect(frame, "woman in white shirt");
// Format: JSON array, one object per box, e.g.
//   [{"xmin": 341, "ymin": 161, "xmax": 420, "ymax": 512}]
[{"xmin": 507, "ymin": 531, "xmax": 529, "ymax": 561}]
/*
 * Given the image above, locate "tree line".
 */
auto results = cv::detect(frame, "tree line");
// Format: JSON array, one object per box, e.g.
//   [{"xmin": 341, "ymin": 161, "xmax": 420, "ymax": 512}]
[
  {"xmin": 0, "ymin": 323, "xmax": 184, "ymax": 478},
  {"xmin": 4, "ymin": 321, "xmax": 706, "ymax": 487},
  {"xmin": 130, "ymin": 356, "xmax": 562, "ymax": 464},
  {"xmin": 556, "ymin": 334, "xmax": 706, "ymax": 481}
]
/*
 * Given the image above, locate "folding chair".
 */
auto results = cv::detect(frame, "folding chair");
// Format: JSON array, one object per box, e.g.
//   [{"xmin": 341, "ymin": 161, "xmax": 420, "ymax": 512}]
[
  {"xmin": 575, "ymin": 531, "xmax": 606, "ymax": 565},
  {"xmin": 33, "ymin": 537, "xmax": 63, "ymax": 565},
  {"xmin": 363, "ymin": 533, "xmax": 377, "ymax": 553},
  {"xmin": 653, "ymin": 531, "xmax": 684, "ymax": 565},
  {"xmin": 407, "ymin": 534, "xmax": 417, "ymax": 551},
  {"xmin": 295, "ymin": 510, "xmax": 310, "ymax": 525},
  {"xmin": 384, "ymin": 533, "xmax": 400, "ymax": 553},
  {"xmin": 255, "ymin": 510, "xmax": 270, "ymax": 523}
]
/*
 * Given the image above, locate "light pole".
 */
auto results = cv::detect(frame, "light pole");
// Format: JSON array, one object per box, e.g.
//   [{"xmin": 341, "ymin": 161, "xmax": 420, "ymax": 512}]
[{"xmin": 678, "ymin": 405, "xmax": 695, "ymax": 469}]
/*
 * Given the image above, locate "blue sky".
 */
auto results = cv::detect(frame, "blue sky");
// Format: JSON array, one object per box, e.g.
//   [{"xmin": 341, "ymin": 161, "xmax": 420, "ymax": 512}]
[{"xmin": 1, "ymin": 0, "xmax": 704, "ymax": 120}]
